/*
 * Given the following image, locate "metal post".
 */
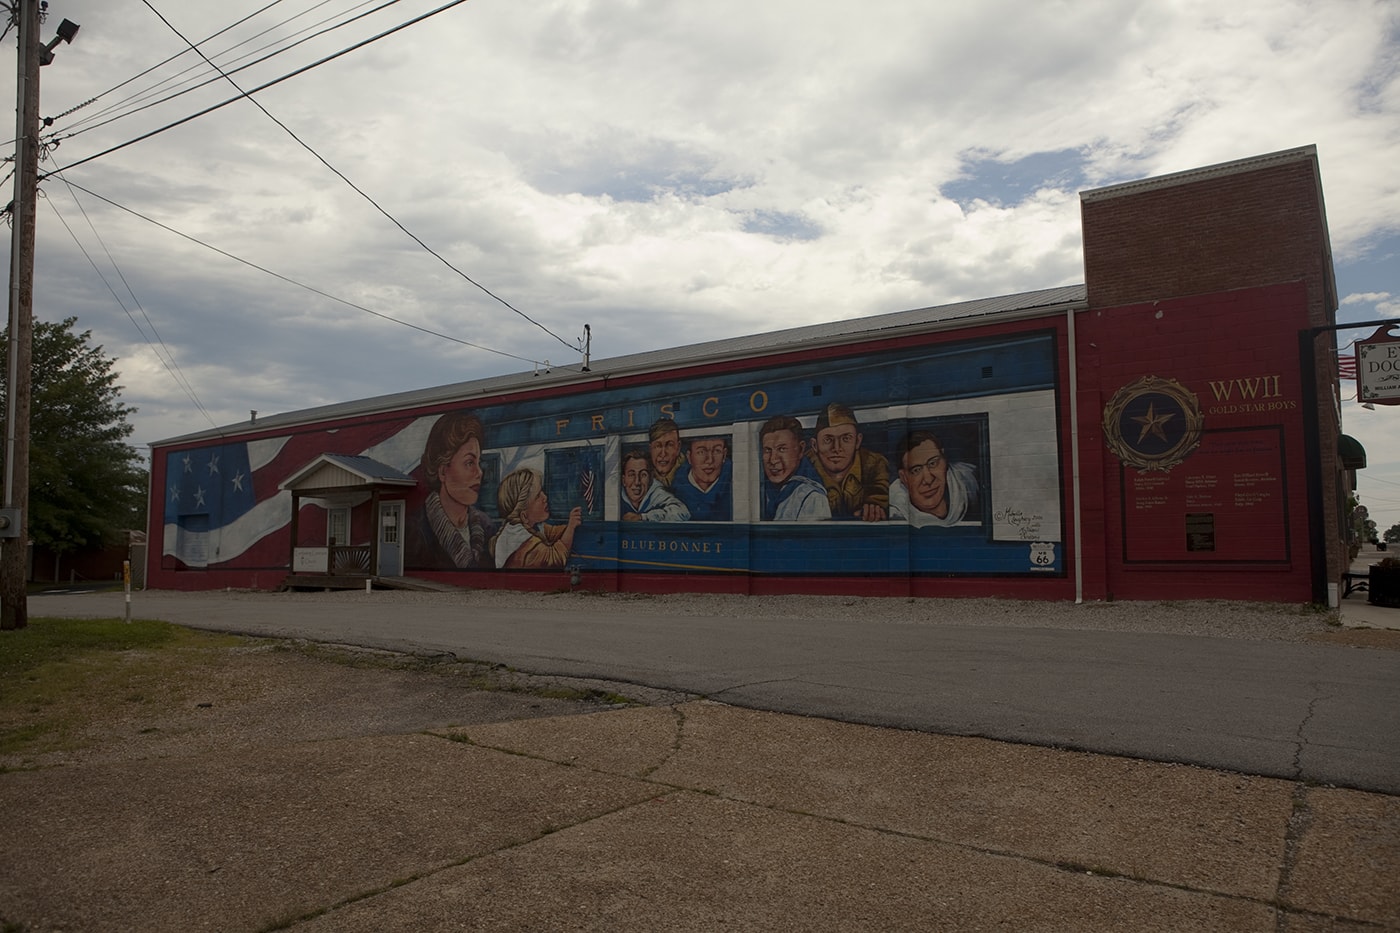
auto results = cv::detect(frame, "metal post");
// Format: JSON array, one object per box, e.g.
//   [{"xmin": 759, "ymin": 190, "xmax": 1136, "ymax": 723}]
[
  {"xmin": 1298, "ymin": 327, "xmax": 1327, "ymax": 605},
  {"xmin": 1298, "ymin": 317, "xmax": 1396, "ymax": 606}
]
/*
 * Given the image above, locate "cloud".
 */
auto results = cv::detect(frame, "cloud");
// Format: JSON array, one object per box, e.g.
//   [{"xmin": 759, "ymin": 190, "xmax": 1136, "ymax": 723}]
[
  {"xmin": 1342, "ymin": 292, "xmax": 1400, "ymax": 318},
  {"xmin": 1, "ymin": 0, "xmax": 1395, "ymax": 473}
]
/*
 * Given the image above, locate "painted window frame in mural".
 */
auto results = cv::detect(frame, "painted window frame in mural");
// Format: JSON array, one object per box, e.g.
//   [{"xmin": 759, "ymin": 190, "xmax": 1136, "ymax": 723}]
[{"xmin": 885, "ymin": 414, "xmax": 990, "ymax": 530}]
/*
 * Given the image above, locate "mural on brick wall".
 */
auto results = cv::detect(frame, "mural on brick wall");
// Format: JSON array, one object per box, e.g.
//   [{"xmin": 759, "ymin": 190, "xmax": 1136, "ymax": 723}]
[{"xmin": 162, "ymin": 329, "xmax": 1065, "ymax": 578}]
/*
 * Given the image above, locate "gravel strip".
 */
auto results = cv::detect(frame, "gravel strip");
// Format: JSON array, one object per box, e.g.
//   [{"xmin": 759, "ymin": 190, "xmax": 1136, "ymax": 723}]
[{"xmin": 127, "ymin": 588, "xmax": 1342, "ymax": 643}]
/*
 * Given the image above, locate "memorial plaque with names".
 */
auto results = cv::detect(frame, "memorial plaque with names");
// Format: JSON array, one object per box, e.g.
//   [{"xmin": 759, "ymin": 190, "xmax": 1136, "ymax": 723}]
[{"xmin": 1124, "ymin": 428, "xmax": 1288, "ymax": 562}]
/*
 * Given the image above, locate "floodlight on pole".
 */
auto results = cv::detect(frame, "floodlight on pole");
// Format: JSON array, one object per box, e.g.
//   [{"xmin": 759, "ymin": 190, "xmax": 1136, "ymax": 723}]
[{"xmin": 37, "ymin": 16, "xmax": 76, "ymax": 64}]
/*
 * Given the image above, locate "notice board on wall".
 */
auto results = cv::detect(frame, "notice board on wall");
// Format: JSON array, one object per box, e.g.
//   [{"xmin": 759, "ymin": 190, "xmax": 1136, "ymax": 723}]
[{"xmin": 1122, "ymin": 427, "xmax": 1289, "ymax": 563}]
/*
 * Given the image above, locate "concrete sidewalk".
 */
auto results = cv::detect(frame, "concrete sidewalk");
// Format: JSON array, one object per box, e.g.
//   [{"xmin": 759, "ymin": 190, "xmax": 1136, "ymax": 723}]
[
  {"xmin": 3, "ymin": 699, "xmax": 1397, "ymax": 931},
  {"xmin": 6, "ymin": 589, "xmax": 1398, "ymax": 930},
  {"xmin": 1343, "ymin": 543, "xmax": 1400, "ymax": 631},
  {"xmin": 1340, "ymin": 592, "xmax": 1399, "ymax": 630}
]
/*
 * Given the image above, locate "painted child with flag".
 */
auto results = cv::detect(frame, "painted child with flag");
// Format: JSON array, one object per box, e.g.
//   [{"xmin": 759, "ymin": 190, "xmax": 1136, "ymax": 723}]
[{"xmin": 491, "ymin": 468, "xmax": 582, "ymax": 569}]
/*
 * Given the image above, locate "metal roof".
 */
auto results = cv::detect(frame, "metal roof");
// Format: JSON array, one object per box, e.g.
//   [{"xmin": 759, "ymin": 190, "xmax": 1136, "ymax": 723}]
[
  {"xmin": 156, "ymin": 284, "xmax": 1087, "ymax": 448},
  {"xmin": 278, "ymin": 454, "xmax": 416, "ymax": 490}
]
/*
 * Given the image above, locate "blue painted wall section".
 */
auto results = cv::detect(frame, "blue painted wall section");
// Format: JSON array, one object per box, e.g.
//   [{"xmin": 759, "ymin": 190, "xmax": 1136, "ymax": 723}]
[{"xmin": 161, "ymin": 328, "xmax": 1065, "ymax": 579}]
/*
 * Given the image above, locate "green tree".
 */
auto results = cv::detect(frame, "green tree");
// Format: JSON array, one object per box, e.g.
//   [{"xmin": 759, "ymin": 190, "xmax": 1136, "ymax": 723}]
[
  {"xmin": 1386, "ymin": 522, "xmax": 1400, "ymax": 545},
  {"xmin": 1349, "ymin": 497, "xmax": 1379, "ymax": 547},
  {"xmin": 1, "ymin": 317, "xmax": 146, "ymax": 561}
]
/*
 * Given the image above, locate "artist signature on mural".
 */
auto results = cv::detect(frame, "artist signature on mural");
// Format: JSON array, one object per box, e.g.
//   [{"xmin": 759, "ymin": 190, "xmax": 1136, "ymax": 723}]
[{"xmin": 996, "ymin": 508, "xmax": 1044, "ymax": 540}]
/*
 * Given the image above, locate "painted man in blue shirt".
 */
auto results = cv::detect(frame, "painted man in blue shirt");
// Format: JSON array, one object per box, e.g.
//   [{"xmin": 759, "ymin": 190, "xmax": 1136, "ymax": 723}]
[
  {"xmin": 672, "ymin": 435, "xmax": 733, "ymax": 521},
  {"xmin": 758, "ymin": 415, "xmax": 830, "ymax": 521}
]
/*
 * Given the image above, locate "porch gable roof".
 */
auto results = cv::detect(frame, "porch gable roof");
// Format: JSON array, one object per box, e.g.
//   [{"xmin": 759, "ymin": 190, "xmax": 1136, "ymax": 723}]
[{"xmin": 279, "ymin": 454, "xmax": 417, "ymax": 493}]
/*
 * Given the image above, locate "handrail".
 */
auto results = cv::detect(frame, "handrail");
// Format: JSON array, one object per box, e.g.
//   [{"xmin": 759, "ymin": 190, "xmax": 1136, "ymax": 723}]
[{"xmin": 329, "ymin": 544, "xmax": 372, "ymax": 575}]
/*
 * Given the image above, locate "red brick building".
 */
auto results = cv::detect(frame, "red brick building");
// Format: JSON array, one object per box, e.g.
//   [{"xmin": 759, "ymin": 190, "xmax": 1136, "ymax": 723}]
[
  {"xmin": 1077, "ymin": 146, "xmax": 1345, "ymax": 602},
  {"xmin": 147, "ymin": 146, "xmax": 1352, "ymax": 604}
]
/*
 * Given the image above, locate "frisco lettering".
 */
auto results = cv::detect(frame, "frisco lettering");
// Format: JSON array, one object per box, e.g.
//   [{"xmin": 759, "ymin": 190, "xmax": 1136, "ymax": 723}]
[{"xmin": 556, "ymin": 392, "xmax": 774, "ymax": 436}]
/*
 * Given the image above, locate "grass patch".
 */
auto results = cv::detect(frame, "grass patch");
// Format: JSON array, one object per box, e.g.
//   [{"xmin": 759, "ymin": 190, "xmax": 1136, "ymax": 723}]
[
  {"xmin": 0, "ymin": 620, "xmax": 638, "ymax": 766},
  {"xmin": 0, "ymin": 617, "xmax": 179, "ymax": 680},
  {"xmin": 0, "ymin": 617, "xmax": 249, "ymax": 759}
]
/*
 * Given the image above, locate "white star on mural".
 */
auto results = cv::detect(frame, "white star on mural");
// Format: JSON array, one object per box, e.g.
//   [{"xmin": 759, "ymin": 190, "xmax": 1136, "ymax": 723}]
[
  {"xmin": 208, "ymin": 453, "xmax": 220, "ymax": 475},
  {"xmin": 183, "ymin": 454, "xmax": 193, "ymax": 473},
  {"xmin": 194, "ymin": 487, "xmax": 206, "ymax": 508},
  {"xmin": 231, "ymin": 470, "xmax": 245, "ymax": 492},
  {"xmin": 170, "ymin": 486, "xmax": 180, "ymax": 503}
]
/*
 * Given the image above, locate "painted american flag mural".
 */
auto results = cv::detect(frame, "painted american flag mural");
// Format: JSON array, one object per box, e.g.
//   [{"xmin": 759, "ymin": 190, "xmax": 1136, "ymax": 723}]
[{"xmin": 162, "ymin": 416, "xmax": 434, "ymax": 569}]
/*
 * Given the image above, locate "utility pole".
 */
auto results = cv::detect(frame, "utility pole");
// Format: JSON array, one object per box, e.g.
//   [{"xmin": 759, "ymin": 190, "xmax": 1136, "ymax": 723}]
[
  {"xmin": 1, "ymin": 0, "xmax": 41, "ymax": 630},
  {"xmin": 2, "ymin": 0, "xmax": 77, "ymax": 630}
]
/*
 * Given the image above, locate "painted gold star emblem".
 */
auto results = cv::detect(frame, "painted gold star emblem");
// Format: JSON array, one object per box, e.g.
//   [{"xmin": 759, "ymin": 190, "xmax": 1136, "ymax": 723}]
[
  {"xmin": 1132, "ymin": 402, "xmax": 1174, "ymax": 443},
  {"xmin": 1102, "ymin": 376, "xmax": 1203, "ymax": 473}
]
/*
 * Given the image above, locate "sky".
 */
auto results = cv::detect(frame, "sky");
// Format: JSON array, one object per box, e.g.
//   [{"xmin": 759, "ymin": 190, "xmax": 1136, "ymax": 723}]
[{"xmin": 3, "ymin": 0, "xmax": 1399, "ymax": 535}]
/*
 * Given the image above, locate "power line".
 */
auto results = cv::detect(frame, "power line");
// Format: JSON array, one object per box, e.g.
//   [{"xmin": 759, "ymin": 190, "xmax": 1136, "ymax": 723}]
[
  {"xmin": 50, "ymin": 176, "xmax": 548, "ymax": 367},
  {"xmin": 45, "ymin": 0, "xmax": 293, "ymax": 131},
  {"xmin": 129, "ymin": 0, "xmax": 579, "ymax": 355},
  {"xmin": 43, "ymin": 187, "xmax": 224, "ymax": 433},
  {"xmin": 40, "ymin": 0, "xmax": 468, "ymax": 175},
  {"xmin": 32, "ymin": 0, "xmax": 580, "ymax": 358},
  {"xmin": 54, "ymin": 0, "xmax": 393, "ymax": 138}
]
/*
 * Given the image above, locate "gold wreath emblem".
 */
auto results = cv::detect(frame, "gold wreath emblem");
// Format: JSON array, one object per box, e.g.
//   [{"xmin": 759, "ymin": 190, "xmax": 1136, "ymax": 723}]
[{"xmin": 1102, "ymin": 376, "xmax": 1203, "ymax": 473}]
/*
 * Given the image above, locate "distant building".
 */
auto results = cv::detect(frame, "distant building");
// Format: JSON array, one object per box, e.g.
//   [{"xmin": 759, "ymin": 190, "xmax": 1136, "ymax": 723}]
[
  {"xmin": 147, "ymin": 146, "xmax": 1358, "ymax": 603},
  {"xmin": 31, "ymin": 530, "xmax": 146, "ymax": 587}
]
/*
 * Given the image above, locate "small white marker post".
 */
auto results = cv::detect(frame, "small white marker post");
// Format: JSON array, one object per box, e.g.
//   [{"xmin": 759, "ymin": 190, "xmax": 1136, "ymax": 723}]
[{"xmin": 122, "ymin": 560, "xmax": 132, "ymax": 624}]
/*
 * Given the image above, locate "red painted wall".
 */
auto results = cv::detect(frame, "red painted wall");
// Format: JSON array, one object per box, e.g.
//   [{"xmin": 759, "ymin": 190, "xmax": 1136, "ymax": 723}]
[{"xmin": 1076, "ymin": 283, "xmax": 1314, "ymax": 601}]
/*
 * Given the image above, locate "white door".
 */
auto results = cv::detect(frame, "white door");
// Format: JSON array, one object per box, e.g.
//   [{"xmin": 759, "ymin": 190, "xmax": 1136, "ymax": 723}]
[{"xmin": 377, "ymin": 501, "xmax": 404, "ymax": 577}]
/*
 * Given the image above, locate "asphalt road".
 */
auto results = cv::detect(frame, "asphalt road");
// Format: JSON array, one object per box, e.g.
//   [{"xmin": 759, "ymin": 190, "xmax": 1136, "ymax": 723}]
[{"xmin": 29, "ymin": 590, "xmax": 1400, "ymax": 795}]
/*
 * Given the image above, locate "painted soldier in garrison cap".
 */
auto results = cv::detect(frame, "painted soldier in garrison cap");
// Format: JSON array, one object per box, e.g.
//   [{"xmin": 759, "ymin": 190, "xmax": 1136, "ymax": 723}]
[{"xmin": 807, "ymin": 403, "xmax": 890, "ymax": 522}]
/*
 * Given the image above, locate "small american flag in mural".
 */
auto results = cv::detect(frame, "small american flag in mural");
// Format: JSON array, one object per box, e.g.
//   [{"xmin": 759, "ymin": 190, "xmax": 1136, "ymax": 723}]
[
  {"xmin": 581, "ymin": 468, "xmax": 596, "ymax": 513},
  {"xmin": 544, "ymin": 446, "xmax": 605, "ymax": 520}
]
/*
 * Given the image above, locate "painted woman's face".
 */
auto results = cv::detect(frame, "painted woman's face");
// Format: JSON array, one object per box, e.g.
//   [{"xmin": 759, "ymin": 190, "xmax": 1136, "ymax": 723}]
[
  {"xmin": 438, "ymin": 437, "xmax": 483, "ymax": 508},
  {"xmin": 525, "ymin": 488, "xmax": 551, "ymax": 525}
]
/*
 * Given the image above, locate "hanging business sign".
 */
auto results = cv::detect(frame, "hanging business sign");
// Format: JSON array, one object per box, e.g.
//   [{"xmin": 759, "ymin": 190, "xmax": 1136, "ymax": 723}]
[{"xmin": 1356, "ymin": 324, "xmax": 1400, "ymax": 406}]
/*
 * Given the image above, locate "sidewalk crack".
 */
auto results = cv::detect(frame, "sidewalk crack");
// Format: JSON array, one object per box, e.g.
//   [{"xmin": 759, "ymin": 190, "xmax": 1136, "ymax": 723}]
[
  {"xmin": 1273, "ymin": 783, "xmax": 1314, "ymax": 933},
  {"xmin": 706, "ymin": 676, "xmax": 798, "ymax": 700},
  {"xmin": 263, "ymin": 793, "xmax": 661, "ymax": 932},
  {"xmin": 638, "ymin": 705, "xmax": 687, "ymax": 779}
]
